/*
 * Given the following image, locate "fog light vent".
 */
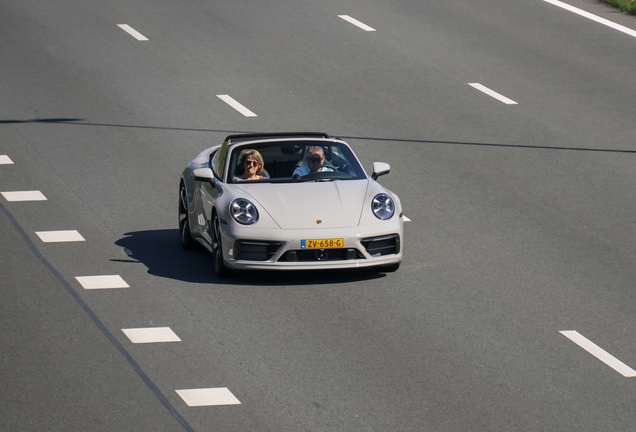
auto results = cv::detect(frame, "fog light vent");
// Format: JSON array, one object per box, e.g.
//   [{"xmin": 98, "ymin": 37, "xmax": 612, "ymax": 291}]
[{"xmin": 234, "ymin": 241, "xmax": 282, "ymax": 261}]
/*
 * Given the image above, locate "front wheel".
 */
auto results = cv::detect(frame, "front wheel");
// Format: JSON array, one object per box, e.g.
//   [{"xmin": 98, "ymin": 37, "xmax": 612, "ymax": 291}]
[
  {"xmin": 212, "ymin": 213, "xmax": 231, "ymax": 278},
  {"xmin": 179, "ymin": 184, "xmax": 195, "ymax": 249}
]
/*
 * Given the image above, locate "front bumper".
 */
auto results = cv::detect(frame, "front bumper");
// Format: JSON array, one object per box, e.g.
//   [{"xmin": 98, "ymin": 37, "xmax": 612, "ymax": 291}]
[{"xmin": 220, "ymin": 219, "xmax": 403, "ymax": 271}]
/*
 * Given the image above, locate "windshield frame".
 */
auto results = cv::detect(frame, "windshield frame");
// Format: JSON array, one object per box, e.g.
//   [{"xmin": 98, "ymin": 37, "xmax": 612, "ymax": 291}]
[{"xmin": 224, "ymin": 139, "xmax": 367, "ymax": 184}]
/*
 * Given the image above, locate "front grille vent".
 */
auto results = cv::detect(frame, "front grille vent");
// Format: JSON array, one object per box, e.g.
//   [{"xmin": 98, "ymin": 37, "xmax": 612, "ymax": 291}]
[
  {"xmin": 279, "ymin": 248, "xmax": 364, "ymax": 262},
  {"xmin": 234, "ymin": 241, "xmax": 282, "ymax": 261},
  {"xmin": 360, "ymin": 234, "xmax": 400, "ymax": 256}
]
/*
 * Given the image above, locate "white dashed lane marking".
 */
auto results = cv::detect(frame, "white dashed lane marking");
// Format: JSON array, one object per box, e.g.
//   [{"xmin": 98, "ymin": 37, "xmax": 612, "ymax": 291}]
[
  {"xmin": 469, "ymin": 83, "xmax": 518, "ymax": 105},
  {"xmin": 560, "ymin": 330, "xmax": 636, "ymax": 377},
  {"xmin": 122, "ymin": 327, "xmax": 182, "ymax": 343},
  {"xmin": 338, "ymin": 15, "xmax": 376, "ymax": 31},
  {"xmin": 175, "ymin": 388, "xmax": 241, "ymax": 407},
  {"xmin": 543, "ymin": 0, "xmax": 636, "ymax": 38},
  {"xmin": 216, "ymin": 95, "xmax": 257, "ymax": 117},
  {"xmin": 118, "ymin": 24, "xmax": 149, "ymax": 41},
  {"xmin": 0, "ymin": 155, "xmax": 14, "ymax": 164},
  {"xmin": 1, "ymin": 190, "xmax": 47, "ymax": 201},
  {"xmin": 35, "ymin": 230, "xmax": 85, "ymax": 243},
  {"xmin": 75, "ymin": 275, "xmax": 130, "ymax": 290}
]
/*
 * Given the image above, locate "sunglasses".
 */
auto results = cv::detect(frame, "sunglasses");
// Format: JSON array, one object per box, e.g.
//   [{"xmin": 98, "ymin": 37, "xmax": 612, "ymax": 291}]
[
  {"xmin": 245, "ymin": 160, "xmax": 259, "ymax": 167},
  {"xmin": 308, "ymin": 156, "xmax": 322, "ymax": 163}
]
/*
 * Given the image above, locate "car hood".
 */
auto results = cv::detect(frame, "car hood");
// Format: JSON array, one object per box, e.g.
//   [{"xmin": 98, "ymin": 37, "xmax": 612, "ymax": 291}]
[{"xmin": 235, "ymin": 180, "xmax": 369, "ymax": 229}]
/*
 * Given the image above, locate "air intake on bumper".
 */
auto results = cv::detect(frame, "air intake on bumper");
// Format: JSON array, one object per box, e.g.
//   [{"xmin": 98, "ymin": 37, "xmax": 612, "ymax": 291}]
[
  {"xmin": 360, "ymin": 234, "xmax": 400, "ymax": 256},
  {"xmin": 234, "ymin": 241, "xmax": 282, "ymax": 261},
  {"xmin": 279, "ymin": 248, "xmax": 364, "ymax": 262}
]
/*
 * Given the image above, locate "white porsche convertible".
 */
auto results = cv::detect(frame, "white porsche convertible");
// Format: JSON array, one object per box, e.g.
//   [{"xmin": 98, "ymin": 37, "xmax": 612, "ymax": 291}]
[{"xmin": 179, "ymin": 133, "xmax": 403, "ymax": 277}]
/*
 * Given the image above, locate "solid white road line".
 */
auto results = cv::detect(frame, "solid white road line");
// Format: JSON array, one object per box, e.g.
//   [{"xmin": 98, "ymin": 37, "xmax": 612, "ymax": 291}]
[
  {"xmin": 543, "ymin": 0, "xmax": 636, "ymax": 39},
  {"xmin": 75, "ymin": 275, "xmax": 130, "ymax": 290},
  {"xmin": 216, "ymin": 95, "xmax": 257, "ymax": 117},
  {"xmin": 560, "ymin": 330, "xmax": 636, "ymax": 377},
  {"xmin": 1, "ymin": 190, "xmax": 47, "ymax": 201},
  {"xmin": 338, "ymin": 15, "xmax": 376, "ymax": 32},
  {"xmin": 0, "ymin": 155, "xmax": 14, "ymax": 164},
  {"xmin": 468, "ymin": 83, "xmax": 518, "ymax": 105},
  {"xmin": 118, "ymin": 24, "xmax": 149, "ymax": 41},
  {"xmin": 122, "ymin": 327, "xmax": 181, "ymax": 343},
  {"xmin": 175, "ymin": 388, "xmax": 241, "ymax": 407},
  {"xmin": 35, "ymin": 230, "xmax": 85, "ymax": 243}
]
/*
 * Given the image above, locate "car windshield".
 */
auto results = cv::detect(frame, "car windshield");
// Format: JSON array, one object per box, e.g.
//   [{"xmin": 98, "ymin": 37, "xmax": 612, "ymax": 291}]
[{"xmin": 225, "ymin": 141, "xmax": 366, "ymax": 183}]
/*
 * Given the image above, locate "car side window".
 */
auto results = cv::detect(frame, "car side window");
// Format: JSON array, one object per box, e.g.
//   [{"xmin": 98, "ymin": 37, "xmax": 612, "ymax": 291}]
[{"xmin": 210, "ymin": 141, "xmax": 229, "ymax": 181}]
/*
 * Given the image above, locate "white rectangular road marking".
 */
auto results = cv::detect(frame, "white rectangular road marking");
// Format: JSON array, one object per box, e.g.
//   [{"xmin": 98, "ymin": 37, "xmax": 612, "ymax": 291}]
[
  {"xmin": 543, "ymin": 0, "xmax": 636, "ymax": 39},
  {"xmin": 469, "ymin": 83, "xmax": 518, "ymax": 105},
  {"xmin": 36, "ymin": 230, "xmax": 85, "ymax": 243},
  {"xmin": 75, "ymin": 275, "xmax": 130, "ymax": 290},
  {"xmin": 0, "ymin": 155, "xmax": 14, "ymax": 164},
  {"xmin": 216, "ymin": 95, "xmax": 257, "ymax": 117},
  {"xmin": 118, "ymin": 24, "xmax": 149, "ymax": 41},
  {"xmin": 560, "ymin": 330, "xmax": 636, "ymax": 377},
  {"xmin": 176, "ymin": 388, "xmax": 241, "ymax": 407},
  {"xmin": 338, "ymin": 15, "xmax": 376, "ymax": 31},
  {"xmin": 1, "ymin": 190, "xmax": 47, "ymax": 201},
  {"xmin": 122, "ymin": 327, "xmax": 181, "ymax": 343}
]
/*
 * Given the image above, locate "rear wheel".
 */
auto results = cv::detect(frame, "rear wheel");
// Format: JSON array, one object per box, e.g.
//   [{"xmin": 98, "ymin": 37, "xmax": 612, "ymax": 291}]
[
  {"xmin": 179, "ymin": 184, "xmax": 195, "ymax": 249},
  {"xmin": 212, "ymin": 213, "xmax": 231, "ymax": 278}
]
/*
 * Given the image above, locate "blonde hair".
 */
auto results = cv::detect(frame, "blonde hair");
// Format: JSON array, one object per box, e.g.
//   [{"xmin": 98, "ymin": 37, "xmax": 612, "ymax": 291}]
[{"xmin": 239, "ymin": 149, "xmax": 264, "ymax": 174}]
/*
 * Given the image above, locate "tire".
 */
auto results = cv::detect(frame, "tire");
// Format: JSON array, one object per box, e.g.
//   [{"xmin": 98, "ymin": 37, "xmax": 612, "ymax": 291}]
[
  {"xmin": 179, "ymin": 184, "xmax": 196, "ymax": 249},
  {"xmin": 212, "ymin": 213, "xmax": 231, "ymax": 278}
]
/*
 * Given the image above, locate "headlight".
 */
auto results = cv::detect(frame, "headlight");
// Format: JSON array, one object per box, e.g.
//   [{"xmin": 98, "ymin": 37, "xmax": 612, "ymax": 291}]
[
  {"xmin": 230, "ymin": 198, "xmax": 259, "ymax": 225},
  {"xmin": 372, "ymin": 193, "xmax": 394, "ymax": 220}
]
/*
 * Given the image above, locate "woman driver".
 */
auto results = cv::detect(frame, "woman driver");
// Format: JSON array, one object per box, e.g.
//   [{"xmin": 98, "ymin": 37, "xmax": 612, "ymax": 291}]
[{"xmin": 233, "ymin": 149, "xmax": 267, "ymax": 181}]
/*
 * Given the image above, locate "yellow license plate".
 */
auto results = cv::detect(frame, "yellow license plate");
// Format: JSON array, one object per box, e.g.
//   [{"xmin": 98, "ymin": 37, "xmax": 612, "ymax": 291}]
[{"xmin": 301, "ymin": 238, "xmax": 343, "ymax": 249}]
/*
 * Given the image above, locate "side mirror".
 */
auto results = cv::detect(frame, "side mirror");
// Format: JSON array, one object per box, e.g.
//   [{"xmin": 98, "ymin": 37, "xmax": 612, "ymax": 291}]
[
  {"xmin": 371, "ymin": 162, "xmax": 390, "ymax": 181},
  {"xmin": 193, "ymin": 168, "xmax": 215, "ymax": 183}
]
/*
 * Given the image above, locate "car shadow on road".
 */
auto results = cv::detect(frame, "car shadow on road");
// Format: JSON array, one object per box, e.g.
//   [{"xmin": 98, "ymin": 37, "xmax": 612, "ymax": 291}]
[{"xmin": 113, "ymin": 229, "xmax": 386, "ymax": 286}]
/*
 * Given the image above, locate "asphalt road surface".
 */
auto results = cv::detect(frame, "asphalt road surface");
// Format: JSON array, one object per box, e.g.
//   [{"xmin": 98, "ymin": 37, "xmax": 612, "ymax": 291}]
[{"xmin": 2, "ymin": 0, "xmax": 636, "ymax": 430}]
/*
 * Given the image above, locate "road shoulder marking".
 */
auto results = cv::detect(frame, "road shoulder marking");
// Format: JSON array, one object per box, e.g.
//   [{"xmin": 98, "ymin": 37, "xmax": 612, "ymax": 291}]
[
  {"xmin": 1, "ymin": 190, "xmax": 47, "ymax": 201},
  {"xmin": 75, "ymin": 275, "xmax": 130, "ymax": 289},
  {"xmin": 118, "ymin": 24, "xmax": 149, "ymax": 41},
  {"xmin": 469, "ymin": 83, "xmax": 518, "ymax": 104},
  {"xmin": 543, "ymin": 0, "xmax": 636, "ymax": 38},
  {"xmin": 35, "ymin": 230, "xmax": 85, "ymax": 242},
  {"xmin": 175, "ymin": 388, "xmax": 241, "ymax": 406},
  {"xmin": 122, "ymin": 327, "xmax": 181, "ymax": 343},
  {"xmin": 216, "ymin": 95, "xmax": 257, "ymax": 117},
  {"xmin": 338, "ymin": 15, "xmax": 376, "ymax": 31},
  {"xmin": 560, "ymin": 330, "xmax": 636, "ymax": 377}
]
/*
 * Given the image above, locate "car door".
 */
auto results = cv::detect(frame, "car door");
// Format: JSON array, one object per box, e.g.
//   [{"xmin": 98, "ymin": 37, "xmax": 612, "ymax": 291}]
[{"xmin": 197, "ymin": 144, "xmax": 227, "ymax": 243}]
